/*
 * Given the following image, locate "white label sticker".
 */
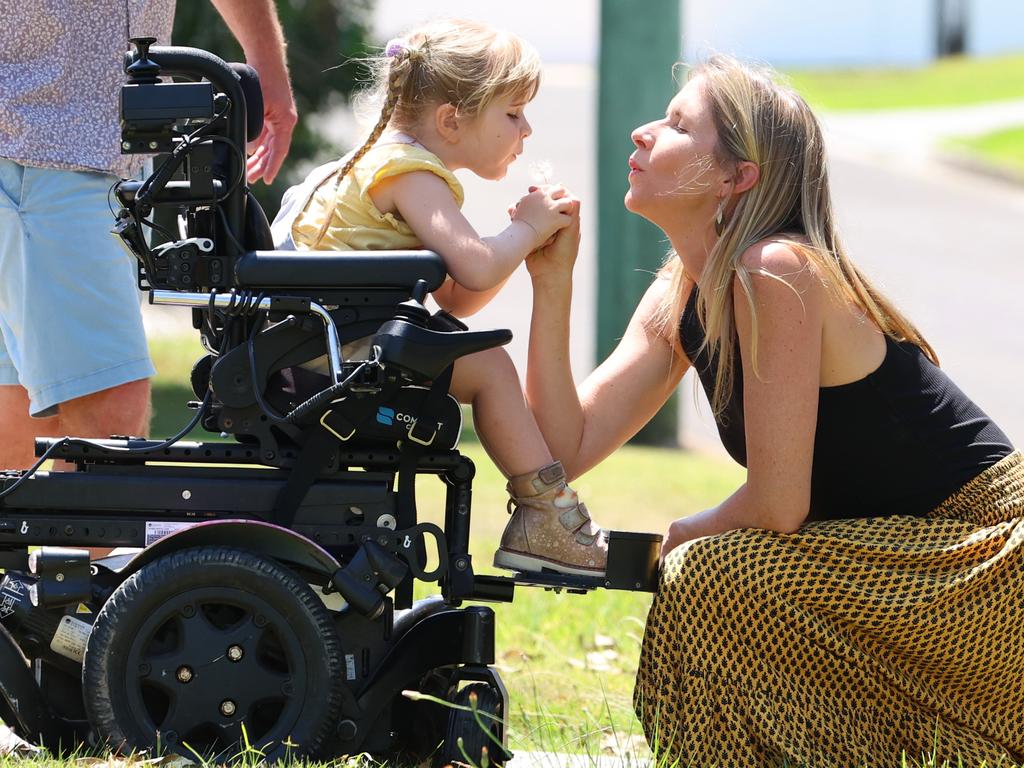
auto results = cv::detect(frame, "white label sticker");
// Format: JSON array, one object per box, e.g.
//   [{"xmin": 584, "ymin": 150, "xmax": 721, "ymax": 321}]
[
  {"xmin": 145, "ymin": 521, "xmax": 196, "ymax": 546},
  {"xmin": 50, "ymin": 616, "xmax": 92, "ymax": 663},
  {"xmin": 345, "ymin": 653, "xmax": 356, "ymax": 681}
]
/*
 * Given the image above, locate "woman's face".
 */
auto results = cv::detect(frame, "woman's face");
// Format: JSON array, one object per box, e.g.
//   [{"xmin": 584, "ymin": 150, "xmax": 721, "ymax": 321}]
[{"xmin": 625, "ymin": 75, "xmax": 727, "ymax": 226}]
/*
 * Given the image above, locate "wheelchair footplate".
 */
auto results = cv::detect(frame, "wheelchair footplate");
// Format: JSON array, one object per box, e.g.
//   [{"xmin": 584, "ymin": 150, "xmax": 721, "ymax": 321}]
[{"xmin": 480, "ymin": 530, "xmax": 662, "ymax": 595}]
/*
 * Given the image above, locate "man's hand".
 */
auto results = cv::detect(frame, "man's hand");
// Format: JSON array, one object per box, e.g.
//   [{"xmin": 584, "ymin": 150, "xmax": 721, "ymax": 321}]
[
  {"xmin": 244, "ymin": 67, "xmax": 297, "ymax": 184},
  {"xmin": 210, "ymin": 0, "xmax": 297, "ymax": 185}
]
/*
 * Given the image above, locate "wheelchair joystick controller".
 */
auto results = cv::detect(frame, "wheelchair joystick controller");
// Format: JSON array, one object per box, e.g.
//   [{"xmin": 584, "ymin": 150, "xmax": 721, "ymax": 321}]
[
  {"xmin": 392, "ymin": 279, "xmax": 431, "ymax": 328},
  {"xmin": 126, "ymin": 37, "xmax": 161, "ymax": 84}
]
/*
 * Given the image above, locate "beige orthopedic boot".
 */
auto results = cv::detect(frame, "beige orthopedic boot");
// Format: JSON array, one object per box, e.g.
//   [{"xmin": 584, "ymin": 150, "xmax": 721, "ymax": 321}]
[{"xmin": 493, "ymin": 461, "xmax": 608, "ymax": 576}]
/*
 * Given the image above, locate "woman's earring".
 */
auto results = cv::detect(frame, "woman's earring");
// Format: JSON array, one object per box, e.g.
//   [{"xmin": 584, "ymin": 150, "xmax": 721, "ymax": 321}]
[{"xmin": 714, "ymin": 198, "xmax": 727, "ymax": 236}]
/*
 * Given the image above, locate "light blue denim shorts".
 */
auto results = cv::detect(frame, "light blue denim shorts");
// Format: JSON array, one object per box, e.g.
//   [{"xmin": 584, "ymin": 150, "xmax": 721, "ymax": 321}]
[{"xmin": 0, "ymin": 159, "xmax": 155, "ymax": 417}]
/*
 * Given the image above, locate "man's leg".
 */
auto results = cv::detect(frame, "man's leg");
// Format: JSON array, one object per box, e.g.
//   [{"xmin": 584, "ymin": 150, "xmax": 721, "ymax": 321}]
[
  {"xmin": 57, "ymin": 378, "xmax": 151, "ymax": 442},
  {"xmin": 64, "ymin": 380, "xmax": 151, "ymax": 559},
  {"xmin": 0, "ymin": 164, "xmax": 156, "ymax": 557},
  {"xmin": 0, "ymin": 381, "xmax": 150, "ymax": 470},
  {"xmin": 0, "ymin": 385, "xmax": 61, "ymax": 469},
  {"xmin": 0, "ymin": 380, "xmax": 150, "ymax": 559}
]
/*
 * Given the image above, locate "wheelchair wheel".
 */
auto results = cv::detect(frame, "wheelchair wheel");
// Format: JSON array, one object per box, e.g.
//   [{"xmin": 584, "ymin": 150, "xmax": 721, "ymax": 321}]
[
  {"xmin": 82, "ymin": 546, "xmax": 345, "ymax": 761},
  {"xmin": 435, "ymin": 683, "xmax": 507, "ymax": 768},
  {"xmin": 389, "ymin": 668, "xmax": 451, "ymax": 764}
]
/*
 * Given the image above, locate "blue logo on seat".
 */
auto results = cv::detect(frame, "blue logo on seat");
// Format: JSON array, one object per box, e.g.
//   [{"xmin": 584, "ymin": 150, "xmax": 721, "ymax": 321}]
[{"xmin": 377, "ymin": 406, "xmax": 395, "ymax": 426}]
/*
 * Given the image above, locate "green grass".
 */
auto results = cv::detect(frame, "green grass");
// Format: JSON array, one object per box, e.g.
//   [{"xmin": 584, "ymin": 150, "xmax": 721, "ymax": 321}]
[
  {"xmin": 945, "ymin": 126, "xmax": 1024, "ymax": 175},
  {"xmin": 410, "ymin": 435, "xmax": 741, "ymax": 758},
  {"xmin": 785, "ymin": 53, "xmax": 1024, "ymax": 111},
  {"xmin": 150, "ymin": 334, "xmax": 208, "ymax": 440}
]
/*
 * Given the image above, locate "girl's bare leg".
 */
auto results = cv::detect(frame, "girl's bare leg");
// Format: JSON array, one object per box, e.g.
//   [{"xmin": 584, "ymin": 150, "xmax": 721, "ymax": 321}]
[
  {"xmin": 449, "ymin": 347, "xmax": 607, "ymax": 575},
  {"xmin": 448, "ymin": 347, "xmax": 552, "ymax": 477}
]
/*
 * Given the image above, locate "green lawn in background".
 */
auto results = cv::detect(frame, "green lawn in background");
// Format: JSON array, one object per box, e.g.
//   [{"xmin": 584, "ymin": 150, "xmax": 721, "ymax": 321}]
[
  {"xmin": 945, "ymin": 126, "xmax": 1024, "ymax": 175},
  {"xmin": 785, "ymin": 53, "xmax": 1024, "ymax": 111}
]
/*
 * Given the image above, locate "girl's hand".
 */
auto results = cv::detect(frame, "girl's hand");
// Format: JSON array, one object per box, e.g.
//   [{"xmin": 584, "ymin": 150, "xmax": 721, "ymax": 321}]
[
  {"xmin": 513, "ymin": 184, "xmax": 575, "ymax": 244},
  {"xmin": 526, "ymin": 196, "xmax": 581, "ymax": 280}
]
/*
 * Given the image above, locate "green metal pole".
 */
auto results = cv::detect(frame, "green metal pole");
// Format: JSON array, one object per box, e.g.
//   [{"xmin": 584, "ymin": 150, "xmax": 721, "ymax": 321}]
[{"xmin": 597, "ymin": 0, "xmax": 681, "ymax": 445}]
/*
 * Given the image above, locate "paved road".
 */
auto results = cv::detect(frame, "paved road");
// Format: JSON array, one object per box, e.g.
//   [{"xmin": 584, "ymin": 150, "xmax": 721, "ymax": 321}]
[{"xmin": 826, "ymin": 139, "xmax": 1024, "ymax": 449}]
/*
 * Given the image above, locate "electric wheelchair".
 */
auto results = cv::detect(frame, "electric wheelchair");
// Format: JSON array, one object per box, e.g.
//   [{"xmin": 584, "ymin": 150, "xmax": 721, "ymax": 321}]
[{"xmin": 0, "ymin": 39, "xmax": 661, "ymax": 764}]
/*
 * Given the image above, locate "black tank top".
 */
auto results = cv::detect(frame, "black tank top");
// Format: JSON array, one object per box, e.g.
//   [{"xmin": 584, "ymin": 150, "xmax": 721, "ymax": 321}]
[{"xmin": 680, "ymin": 282, "xmax": 1013, "ymax": 521}]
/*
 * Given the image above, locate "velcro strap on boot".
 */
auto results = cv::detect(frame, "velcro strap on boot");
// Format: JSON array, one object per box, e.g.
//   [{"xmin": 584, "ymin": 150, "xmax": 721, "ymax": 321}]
[
  {"xmin": 538, "ymin": 461, "xmax": 566, "ymax": 486},
  {"xmin": 569, "ymin": 503, "xmax": 603, "ymax": 545},
  {"xmin": 575, "ymin": 529, "xmax": 599, "ymax": 546},
  {"xmin": 558, "ymin": 505, "xmax": 589, "ymax": 532}
]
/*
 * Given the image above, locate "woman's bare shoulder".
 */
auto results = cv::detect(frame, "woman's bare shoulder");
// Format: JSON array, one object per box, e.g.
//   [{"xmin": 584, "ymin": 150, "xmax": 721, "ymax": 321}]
[
  {"xmin": 738, "ymin": 237, "xmax": 815, "ymax": 282},
  {"xmin": 734, "ymin": 237, "xmax": 827, "ymax": 328}
]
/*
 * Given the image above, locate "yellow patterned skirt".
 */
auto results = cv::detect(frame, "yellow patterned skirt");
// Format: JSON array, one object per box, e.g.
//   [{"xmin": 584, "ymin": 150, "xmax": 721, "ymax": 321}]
[{"xmin": 634, "ymin": 451, "xmax": 1024, "ymax": 767}]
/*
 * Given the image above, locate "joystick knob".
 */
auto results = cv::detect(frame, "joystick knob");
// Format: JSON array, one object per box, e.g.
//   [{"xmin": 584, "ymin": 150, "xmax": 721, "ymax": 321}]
[
  {"xmin": 393, "ymin": 279, "xmax": 431, "ymax": 327},
  {"xmin": 126, "ymin": 36, "xmax": 161, "ymax": 84}
]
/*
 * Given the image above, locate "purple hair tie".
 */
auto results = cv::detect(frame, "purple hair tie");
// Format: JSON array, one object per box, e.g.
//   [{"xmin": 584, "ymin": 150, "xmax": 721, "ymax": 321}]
[{"xmin": 385, "ymin": 38, "xmax": 408, "ymax": 58}]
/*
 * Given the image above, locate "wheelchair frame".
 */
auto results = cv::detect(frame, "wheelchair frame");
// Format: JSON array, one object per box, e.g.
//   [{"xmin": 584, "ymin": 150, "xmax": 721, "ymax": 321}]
[{"xmin": 0, "ymin": 39, "xmax": 661, "ymax": 763}]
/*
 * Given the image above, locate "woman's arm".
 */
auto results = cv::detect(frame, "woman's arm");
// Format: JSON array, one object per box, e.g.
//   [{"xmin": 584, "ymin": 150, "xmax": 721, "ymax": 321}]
[
  {"xmin": 661, "ymin": 241, "xmax": 824, "ymax": 554},
  {"xmin": 371, "ymin": 172, "xmax": 571, "ymax": 293},
  {"xmin": 526, "ymin": 217, "xmax": 689, "ymax": 480}
]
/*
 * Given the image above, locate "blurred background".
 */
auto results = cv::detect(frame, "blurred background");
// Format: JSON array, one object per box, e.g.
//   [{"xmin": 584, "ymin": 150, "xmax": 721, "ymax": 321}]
[{"xmin": 160, "ymin": 0, "xmax": 1024, "ymax": 454}]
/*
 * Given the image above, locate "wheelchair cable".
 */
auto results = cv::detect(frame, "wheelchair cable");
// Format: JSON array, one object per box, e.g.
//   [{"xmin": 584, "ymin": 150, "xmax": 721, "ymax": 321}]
[
  {"xmin": 243, "ymin": 308, "xmax": 382, "ymax": 427},
  {"xmin": 284, "ymin": 348, "xmax": 382, "ymax": 425},
  {"xmin": 0, "ymin": 389, "xmax": 213, "ymax": 504},
  {"xmin": 244, "ymin": 309, "xmax": 292, "ymax": 425},
  {"xmin": 216, "ymin": 204, "xmax": 245, "ymax": 254}
]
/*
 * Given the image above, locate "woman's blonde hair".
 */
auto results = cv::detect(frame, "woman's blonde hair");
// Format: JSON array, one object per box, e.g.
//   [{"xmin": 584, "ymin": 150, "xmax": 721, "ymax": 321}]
[
  {"xmin": 309, "ymin": 18, "xmax": 542, "ymax": 248},
  {"xmin": 652, "ymin": 54, "xmax": 937, "ymax": 417}
]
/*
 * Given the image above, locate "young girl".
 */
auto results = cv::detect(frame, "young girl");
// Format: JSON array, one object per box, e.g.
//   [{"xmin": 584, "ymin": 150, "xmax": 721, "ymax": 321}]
[{"xmin": 271, "ymin": 19, "xmax": 606, "ymax": 577}]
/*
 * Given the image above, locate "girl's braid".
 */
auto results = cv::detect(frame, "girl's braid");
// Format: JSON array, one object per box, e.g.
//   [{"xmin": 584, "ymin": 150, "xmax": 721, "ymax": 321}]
[{"xmin": 310, "ymin": 50, "xmax": 415, "ymax": 249}]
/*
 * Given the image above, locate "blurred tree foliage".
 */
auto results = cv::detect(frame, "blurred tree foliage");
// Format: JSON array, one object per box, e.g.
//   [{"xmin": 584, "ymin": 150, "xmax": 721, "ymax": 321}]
[{"xmin": 173, "ymin": 0, "xmax": 374, "ymax": 216}]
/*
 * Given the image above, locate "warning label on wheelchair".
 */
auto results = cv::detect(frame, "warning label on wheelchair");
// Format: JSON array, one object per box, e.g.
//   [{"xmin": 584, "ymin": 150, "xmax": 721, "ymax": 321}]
[
  {"xmin": 145, "ymin": 521, "xmax": 198, "ymax": 546},
  {"xmin": 51, "ymin": 615, "xmax": 92, "ymax": 663}
]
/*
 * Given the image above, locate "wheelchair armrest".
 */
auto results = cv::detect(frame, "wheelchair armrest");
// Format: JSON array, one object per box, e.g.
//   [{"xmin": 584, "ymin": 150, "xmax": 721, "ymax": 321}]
[
  {"xmin": 235, "ymin": 249, "xmax": 447, "ymax": 291},
  {"xmin": 373, "ymin": 320, "xmax": 513, "ymax": 381}
]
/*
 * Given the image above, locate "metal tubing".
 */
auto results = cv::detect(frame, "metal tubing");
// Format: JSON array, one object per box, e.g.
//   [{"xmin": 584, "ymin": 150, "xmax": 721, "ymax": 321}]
[{"xmin": 151, "ymin": 289, "xmax": 345, "ymax": 382}]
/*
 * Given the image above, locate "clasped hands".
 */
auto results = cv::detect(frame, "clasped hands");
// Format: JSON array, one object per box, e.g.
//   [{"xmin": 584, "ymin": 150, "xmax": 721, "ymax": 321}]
[{"xmin": 508, "ymin": 184, "xmax": 582, "ymax": 276}]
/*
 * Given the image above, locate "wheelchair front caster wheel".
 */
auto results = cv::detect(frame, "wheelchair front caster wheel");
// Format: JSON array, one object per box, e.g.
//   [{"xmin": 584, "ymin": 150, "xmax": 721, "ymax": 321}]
[{"xmin": 435, "ymin": 683, "xmax": 508, "ymax": 767}]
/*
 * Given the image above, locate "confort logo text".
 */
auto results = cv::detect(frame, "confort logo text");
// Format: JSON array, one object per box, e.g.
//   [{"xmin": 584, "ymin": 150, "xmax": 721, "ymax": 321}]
[{"xmin": 376, "ymin": 405, "xmax": 443, "ymax": 432}]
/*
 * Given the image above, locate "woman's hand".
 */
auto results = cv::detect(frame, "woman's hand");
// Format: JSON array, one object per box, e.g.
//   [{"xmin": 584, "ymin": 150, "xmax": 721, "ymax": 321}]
[{"xmin": 661, "ymin": 515, "xmax": 699, "ymax": 560}]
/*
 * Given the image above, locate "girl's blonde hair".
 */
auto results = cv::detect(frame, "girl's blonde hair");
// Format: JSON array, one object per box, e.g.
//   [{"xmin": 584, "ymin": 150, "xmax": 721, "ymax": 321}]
[
  {"xmin": 310, "ymin": 18, "xmax": 542, "ymax": 248},
  {"xmin": 652, "ymin": 54, "xmax": 937, "ymax": 417}
]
